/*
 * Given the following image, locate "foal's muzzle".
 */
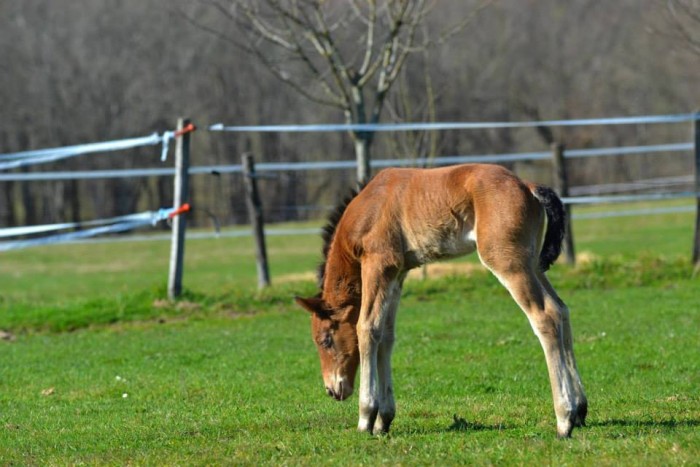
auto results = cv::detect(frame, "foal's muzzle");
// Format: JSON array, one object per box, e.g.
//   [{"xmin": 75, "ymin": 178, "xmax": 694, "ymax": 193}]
[{"xmin": 325, "ymin": 384, "xmax": 352, "ymax": 401}]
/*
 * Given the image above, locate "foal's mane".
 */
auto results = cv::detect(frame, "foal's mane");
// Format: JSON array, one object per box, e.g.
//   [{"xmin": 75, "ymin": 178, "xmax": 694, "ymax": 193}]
[{"xmin": 317, "ymin": 185, "xmax": 363, "ymax": 290}]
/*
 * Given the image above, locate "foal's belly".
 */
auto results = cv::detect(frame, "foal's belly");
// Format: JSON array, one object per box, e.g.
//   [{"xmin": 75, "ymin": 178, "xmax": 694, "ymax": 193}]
[{"xmin": 404, "ymin": 226, "xmax": 477, "ymax": 268}]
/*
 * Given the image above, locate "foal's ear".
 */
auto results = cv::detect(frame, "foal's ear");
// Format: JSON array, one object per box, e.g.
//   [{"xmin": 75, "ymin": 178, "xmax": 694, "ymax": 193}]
[{"xmin": 294, "ymin": 296, "xmax": 331, "ymax": 319}]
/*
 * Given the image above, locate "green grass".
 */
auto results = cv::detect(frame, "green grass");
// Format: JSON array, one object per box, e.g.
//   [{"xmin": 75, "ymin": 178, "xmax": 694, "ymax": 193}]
[{"xmin": 1, "ymin": 201, "xmax": 699, "ymax": 464}]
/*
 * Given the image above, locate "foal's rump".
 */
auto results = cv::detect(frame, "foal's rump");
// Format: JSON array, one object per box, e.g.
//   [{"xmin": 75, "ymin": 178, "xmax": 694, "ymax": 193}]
[{"xmin": 457, "ymin": 164, "xmax": 565, "ymax": 274}]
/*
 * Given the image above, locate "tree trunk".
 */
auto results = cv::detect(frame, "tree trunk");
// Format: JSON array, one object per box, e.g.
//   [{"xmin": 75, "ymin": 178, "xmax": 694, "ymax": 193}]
[
  {"xmin": 354, "ymin": 133, "xmax": 371, "ymax": 185},
  {"xmin": 349, "ymin": 85, "xmax": 373, "ymax": 185}
]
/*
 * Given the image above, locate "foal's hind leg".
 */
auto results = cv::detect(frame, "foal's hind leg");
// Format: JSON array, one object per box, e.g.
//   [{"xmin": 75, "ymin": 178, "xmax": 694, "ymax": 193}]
[
  {"xmin": 488, "ymin": 265, "xmax": 580, "ymax": 437},
  {"xmin": 537, "ymin": 271, "xmax": 588, "ymax": 427}
]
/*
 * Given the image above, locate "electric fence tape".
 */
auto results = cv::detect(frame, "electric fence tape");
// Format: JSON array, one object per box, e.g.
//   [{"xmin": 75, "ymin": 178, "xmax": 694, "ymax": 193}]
[
  {"xmin": 0, "ymin": 131, "xmax": 179, "ymax": 171},
  {"xmin": 209, "ymin": 112, "xmax": 700, "ymax": 133},
  {"xmin": 0, "ymin": 205, "xmax": 188, "ymax": 251}
]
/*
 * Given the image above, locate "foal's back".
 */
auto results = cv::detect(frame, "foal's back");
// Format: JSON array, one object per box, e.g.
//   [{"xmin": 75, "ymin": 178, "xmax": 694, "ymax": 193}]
[{"xmin": 337, "ymin": 164, "xmax": 544, "ymax": 270}]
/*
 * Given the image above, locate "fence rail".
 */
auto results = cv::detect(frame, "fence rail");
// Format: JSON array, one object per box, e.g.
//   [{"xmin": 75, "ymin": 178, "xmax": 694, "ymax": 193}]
[
  {"xmin": 209, "ymin": 112, "xmax": 700, "ymax": 133},
  {"xmin": 1, "ymin": 112, "xmax": 699, "ymax": 276},
  {"xmin": 0, "ymin": 142, "xmax": 693, "ymax": 182}
]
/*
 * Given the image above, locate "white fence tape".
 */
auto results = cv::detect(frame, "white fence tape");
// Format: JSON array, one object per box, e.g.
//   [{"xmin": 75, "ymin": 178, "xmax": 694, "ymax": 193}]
[
  {"xmin": 0, "ymin": 220, "xmax": 158, "ymax": 251},
  {"xmin": 0, "ymin": 212, "xmax": 155, "ymax": 238},
  {"xmin": 572, "ymin": 205, "xmax": 695, "ymax": 220},
  {"xmin": 209, "ymin": 112, "xmax": 700, "ymax": 133},
  {"xmin": 562, "ymin": 191, "xmax": 700, "ymax": 205},
  {"xmin": 0, "ymin": 132, "xmax": 177, "ymax": 171},
  {"xmin": 0, "ymin": 142, "xmax": 692, "ymax": 182},
  {"xmin": 0, "ymin": 207, "xmax": 179, "ymax": 251},
  {"xmin": 569, "ymin": 175, "xmax": 693, "ymax": 196}
]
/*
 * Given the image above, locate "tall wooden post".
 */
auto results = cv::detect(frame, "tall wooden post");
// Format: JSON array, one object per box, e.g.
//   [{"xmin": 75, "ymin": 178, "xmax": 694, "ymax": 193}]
[
  {"xmin": 551, "ymin": 142, "xmax": 576, "ymax": 265},
  {"xmin": 242, "ymin": 154, "xmax": 271, "ymax": 289},
  {"xmin": 168, "ymin": 118, "xmax": 191, "ymax": 300},
  {"xmin": 692, "ymin": 112, "xmax": 700, "ymax": 266}
]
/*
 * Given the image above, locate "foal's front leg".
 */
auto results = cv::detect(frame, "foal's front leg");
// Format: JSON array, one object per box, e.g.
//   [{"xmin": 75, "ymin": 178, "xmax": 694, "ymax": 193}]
[
  {"xmin": 357, "ymin": 316, "xmax": 380, "ymax": 433},
  {"xmin": 373, "ymin": 275, "xmax": 404, "ymax": 434},
  {"xmin": 373, "ymin": 331, "xmax": 396, "ymax": 434},
  {"xmin": 357, "ymin": 262, "xmax": 400, "ymax": 434},
  {"xmin": 357, "ymin": 314, "xmax": 396, "ymax": 434}
]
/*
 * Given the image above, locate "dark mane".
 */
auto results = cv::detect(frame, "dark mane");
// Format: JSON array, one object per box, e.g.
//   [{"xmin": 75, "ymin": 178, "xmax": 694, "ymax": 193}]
[{"xmin": 317, "ymin": 185, "xmax": 363, "ymax": 289}]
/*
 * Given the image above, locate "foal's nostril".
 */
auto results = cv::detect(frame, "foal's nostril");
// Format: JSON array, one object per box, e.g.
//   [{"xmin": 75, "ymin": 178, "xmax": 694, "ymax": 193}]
[{"xmin": 326, "ymin": 387, "xmax": 344, "ymax": 400}]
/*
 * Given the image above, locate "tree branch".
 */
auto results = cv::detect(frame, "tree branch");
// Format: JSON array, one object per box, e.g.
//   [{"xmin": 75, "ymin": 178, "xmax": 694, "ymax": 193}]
[
  {"xmin": 356, "ymin": 0, "xmax": 377, "ymax": 76},
  {"xmin": 177, "ymin": 4, "xmax": 252, "ymax": 54},
  {"xmin": 434, "ymin": 0, "xmax": 494, "ymax": 46},
  {"xmin": 247, "ymin": 42, "xmax": 346, "ymax": 109},
  {"xmin": 235, "ymin": 1, "xmax": 299, "ymax": 50}
]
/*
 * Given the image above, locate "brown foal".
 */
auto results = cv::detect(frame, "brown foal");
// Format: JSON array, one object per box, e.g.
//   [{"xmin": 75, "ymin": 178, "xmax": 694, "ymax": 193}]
[{"xmin": 296, "ymin": 163, "xmax": 587, "ymax": 438}]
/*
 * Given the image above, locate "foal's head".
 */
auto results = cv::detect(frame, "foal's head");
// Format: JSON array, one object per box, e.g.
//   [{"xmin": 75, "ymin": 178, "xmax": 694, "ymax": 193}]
[
  {"xmin": 295, "ymin": 296, "xmax": 359, "ymax": 401},
  {"xmin": 297, "ymin": 187, "xmax": 363, "ymax": 400}
]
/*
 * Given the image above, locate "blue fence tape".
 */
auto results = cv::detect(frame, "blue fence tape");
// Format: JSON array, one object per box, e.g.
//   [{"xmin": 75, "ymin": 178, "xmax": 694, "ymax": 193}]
[
  {"xmin": 561, "ymin": 191, "xmax": 700, "ymax": 205},
  {"xmin": 0, "ymin": 207, "xmax": 178, "ymax": 251},
  {"xmin": 209, "ymin": 112, "xmax": 700, "ymax": 133},
  {"xmin": 0, "ymin": 140, "xmax": 692, "ymax": 182},
  {"xmin": 0, "ymin": 132, "xmax": 176, "ymax": 171},
  {"xmin": 570, "ymin": 175, "xmax": 693, "ymax": 196},
  {"xmin": 0, "ymin": 212, "xmax": 156, "ymax": 238},
  {"xmin": 566, "ymin": 142, "xmax": 693, "ymax": 159},
  {"xmin": 572, "ymin": 205, "xmax": 695, "ymax": 220},
  {"xmin": 0, "ymin": 220, "xmax": 155, "ymax": 251}
]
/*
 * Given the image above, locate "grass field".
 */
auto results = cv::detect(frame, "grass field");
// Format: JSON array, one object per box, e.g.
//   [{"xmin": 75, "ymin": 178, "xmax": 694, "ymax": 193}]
[{"xmin": 1, "ymin": 201, "xmax": 699, "ymax": 465}]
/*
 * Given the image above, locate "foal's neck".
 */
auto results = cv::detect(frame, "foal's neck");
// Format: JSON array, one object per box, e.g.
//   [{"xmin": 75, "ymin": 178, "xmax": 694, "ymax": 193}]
[{"xmin": 321, "ymin": 245, "xmax": 362, "ymax": 315}]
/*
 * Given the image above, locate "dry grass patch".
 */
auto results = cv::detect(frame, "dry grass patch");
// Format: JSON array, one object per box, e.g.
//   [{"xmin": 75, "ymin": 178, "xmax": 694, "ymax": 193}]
[
  {"xmin": 406, "ymin": 262, "xmax": 485, "ymax": 280},
  {"xmin": 276, "ymin": 262, "xmax": 486, "ymax": 285}
]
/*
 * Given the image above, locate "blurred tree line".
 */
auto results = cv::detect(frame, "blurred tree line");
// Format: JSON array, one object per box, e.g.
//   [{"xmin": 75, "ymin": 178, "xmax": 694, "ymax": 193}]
[{"xmin": 0, "ymin": 0, "xmax": 698, "ymax": 229}]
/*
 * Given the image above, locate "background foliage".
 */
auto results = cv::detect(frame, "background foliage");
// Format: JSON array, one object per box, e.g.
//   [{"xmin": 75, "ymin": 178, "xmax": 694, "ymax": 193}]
[{"xmin": 1, "ymin": 0, "xmax": 699, "ymax": 227}]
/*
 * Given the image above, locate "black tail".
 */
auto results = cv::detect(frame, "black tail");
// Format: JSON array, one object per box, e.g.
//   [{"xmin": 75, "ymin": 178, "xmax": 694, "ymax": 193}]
[{"xmin": 534, "ymin": 185, "xmax": 566, "ymax": 272}]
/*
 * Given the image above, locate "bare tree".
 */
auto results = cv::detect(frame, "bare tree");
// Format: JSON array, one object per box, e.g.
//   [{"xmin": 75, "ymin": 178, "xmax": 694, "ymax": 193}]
[
  {"xmin": 193, "ymin": 0, "xmax": 487, "ymax": 184},
  {"xmin": 3, "ymin": 0, "xmax": 699, "ymax": 228}
]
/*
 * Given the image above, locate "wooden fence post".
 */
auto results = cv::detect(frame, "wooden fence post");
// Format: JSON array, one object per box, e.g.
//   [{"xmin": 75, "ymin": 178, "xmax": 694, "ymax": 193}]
[
  {"xmin": 692, "ymin": 112, "xmax": 700, "ymax": 266},
  {"xmin": 167, "ymin": 118, "xmax": 191, "ymax": 300},
  {"xmin": 551, "ymin": 142, "xmax": 576, "ymax": 265},
  {"xmin": 242, "ymin": 154, "xmax": 271, "ymax": 289}
]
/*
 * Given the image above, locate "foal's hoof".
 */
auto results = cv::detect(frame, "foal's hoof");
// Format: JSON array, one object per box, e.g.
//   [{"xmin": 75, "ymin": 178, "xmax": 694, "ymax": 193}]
[
  {"xmin": 574, "ymin": 401, "xmax": 588, "ymax": 428},
  {"xmin": 372, "ymin": 418, "xmax": 393, "ymax": 435},
  {"xmin": 556, "ymin": 425, "xmax": 574, "ymax": 439},
  {"xmin": 357, "ymin": 412, "xmax": 378, "ymax": 434},
  {"xmin": 556, "ymin": 418, "xmax": 575, "ymax": 438}
]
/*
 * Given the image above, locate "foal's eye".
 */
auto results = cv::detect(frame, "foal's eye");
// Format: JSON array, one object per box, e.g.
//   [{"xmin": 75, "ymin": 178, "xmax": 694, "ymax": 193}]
[{"xmin": 321, "ymin": 334, "xmax": 333, "ymax": 349}]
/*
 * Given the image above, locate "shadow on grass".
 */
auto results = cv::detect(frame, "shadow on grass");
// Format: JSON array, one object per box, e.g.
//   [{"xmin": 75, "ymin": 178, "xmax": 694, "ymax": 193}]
[
  {"xmin": 590, "ymin": 418, "xmax": 700, "ymax": 430},
  {"xmin": 443, "ymin": 416, "xmax": 700, "ymax": 435},
  {"xmin": 447, "ymin": 414, "xmax": 507, "ymax": 432}
]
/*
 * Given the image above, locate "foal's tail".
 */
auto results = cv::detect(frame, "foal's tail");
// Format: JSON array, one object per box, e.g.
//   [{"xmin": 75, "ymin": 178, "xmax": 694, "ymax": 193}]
[{"xmin": 532, "ymin": 185, "xmax": 566, "ymax": 272}]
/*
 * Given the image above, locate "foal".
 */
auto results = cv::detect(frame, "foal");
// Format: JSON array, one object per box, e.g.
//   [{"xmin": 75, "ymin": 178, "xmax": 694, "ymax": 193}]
[{"xmin": 295, "ymin": 163, "xmax": 587, "ymax": 438}]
